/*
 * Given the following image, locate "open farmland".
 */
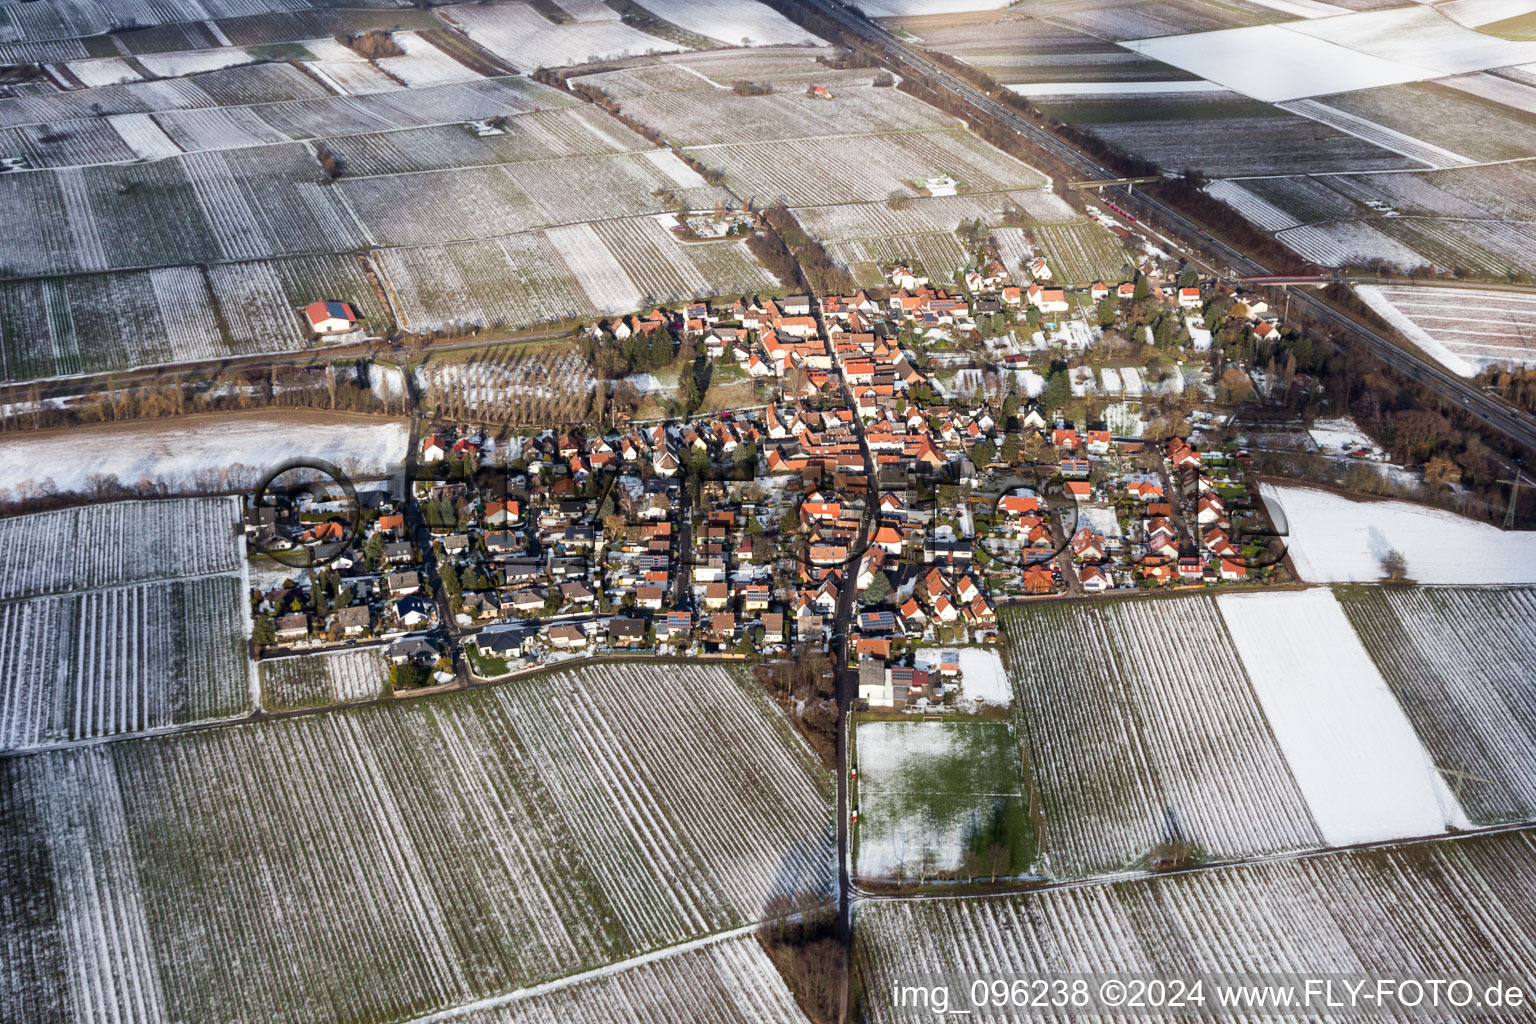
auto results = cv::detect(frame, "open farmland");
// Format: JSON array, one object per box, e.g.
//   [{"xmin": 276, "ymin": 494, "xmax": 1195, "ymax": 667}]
[
  {"xmin": 1341, "ymin": 586, "xmax": 1536, "ymax": 826},
  {"xmin": 0, "ymin": 662, "xmax": 833, "ymax": 1023},
  {"xmin": 999, "ymin": 597, "xmax": 1320, "ymax": 879},
  {"xmin": 1355, "ymin": 285, "xmax": 1536, "ymax": 375},
  {"xmin": 1085, "ymin": 110, "xmax": 1414, "ymax": 176},
  {"xmin": 258, "ymin": 648, "xmax": 391, "ymax": 711},
  {"xmin": 1218, "ymin": 589, "xmax": 1468, "ymax": 846},
  {"xmin": 636, "ymin": 0, "xmax": 825, "ymax": 46},
  {"xmin": 416, "ymin": 346, "xmax": 597, "ymax": 425},
  {"xmin": 441, "ymin": 2, "xmax": 684, "ymax": 71},
  {"xmin": 0, "ymin": 413, "xmax": 410, "ymax": 498},
  {"xmin": 853, "ymin": 720, "xmax": 1030, "ymax": 880},
  {"xmin": 1260, "ymin": 482, "xmax": 1536, "ymax": 584},
  {"xmin": 1031, "ymin": 221, "xmax": 1132, "ymax": 284},
  {"xmin": 856, "ymin": 830, "xmax": 1536, "ymax": 1024},
  {"xmin": 0, "ymin": 576, "xmax": 249, "ymax": 752},
  {"xmin": 1320, "ymin": 81, "xmax": 1536, "ymax": 163},
  {"xmin": 0, "ymin": 497, "xmax": 242, "ymax": 600},
  {"xmin": 432, "ymin": 933, "xmax": 812, "ymax": 1024}
]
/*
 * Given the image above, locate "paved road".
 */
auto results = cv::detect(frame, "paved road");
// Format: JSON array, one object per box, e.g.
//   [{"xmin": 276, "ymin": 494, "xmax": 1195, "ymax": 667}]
[{"xmin": 788, "ymin": 0, "xmax": 1536, "ymax": 457}]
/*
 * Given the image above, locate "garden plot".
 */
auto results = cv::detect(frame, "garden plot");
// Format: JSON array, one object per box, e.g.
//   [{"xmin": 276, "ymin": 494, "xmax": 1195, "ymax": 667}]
[
  {"xmin": 1342, "ymin": 586, "xmax": 1536, "ymax": 826},
  {"xmin": 0, "ymin": 662, "xmax": 832, "ymax": 1024},
  {"xmin": 956, "ymin": 648, "xmax": 1010, "ymax": 704},
  {"xmin": 999, "ymin": 597, "xmax": 1320, "ymax": 880},
  {"xmin": 1306, "ymin": 415, "xmax": 1391, "ymax": 460},
  {"xmin": 259, "ymin": 648, "xmax": 390, "ymax": 711},
  {"xmin": 377, "ymin": 235, "xmax": 596, "ymax": 332},
  {"xmin": 0, "ymin": 575, "xmax": 250, "ymax": 753},
  {"xmin": 441, "ymin": 2, "xmax": 684, "ymax": 70},
  {"xmin": 853, "ymin": 720, "xmax": 1029, "ymax": 880},
  {"xmin": 0, "ymin": 413, "xmax": 410, "ymax": 498},
  {"xmin": 1219, "ymin": 589, "xmax": 1469, "ymax": 847},
  {"xmin": 636, "ymin": 0, "xmax": 825, "ymax": 45},
  {"xmin": 427, "ymin": 934, "xmax": 812, "ymax": 1024},
  {"xmin": 1260, "ymin": 482, "xmax": 1536, "ymax": 584},
  {"xmin": 856, "ymin": 830, "xmax": 1536, "ymax": 1024},
  {"xmin": 1355, "ymin": 284, "xmax": 1536, "ymax": 374},
  {"xmin": 0, "ymin": 497, "xmax": 242, "ymax": 600}
]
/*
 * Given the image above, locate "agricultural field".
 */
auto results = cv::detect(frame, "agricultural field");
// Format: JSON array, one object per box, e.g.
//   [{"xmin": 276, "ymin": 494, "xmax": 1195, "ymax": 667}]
[
  {"xmin": 1355, "ymin": 285, "xmax": 1536, "ymax": 375},
  {"xmin": 0, "ymin": 662, "xmax": 833, "ymax": 1023},
  {"xmin": 1259, "ymin": 482, "xmax": 1536, "ymax": 584},
  {"xmin": 856, "ymin": 829, "xmax": 1536, "ymax": 1024},
  {"xmin": 1218, "ymin": 589, "xmax": 1469, "ymax": 846},
  {"xmin": 434, "ymin": 934, "xmax": 813, "ymax": 1024},
  {"xmin": 440, "ymin": 2, "xmax": 684, "ymax": 71},
  {"xmin": 852, "ymin": 720, "xmax": 1030, "ymax": 881},
  {"xmin": 1031, "ymin": 221, "xmax": 1132, "ymax": 284},
  {"xmin": 999, "ymin": 597, "xmax": 1321, "ymax": 879},
  {"xmin": 416, "ymin": 345, "xmax": 596, "ymax": 425},
  {"xmin": 259, "ymin": 648, "xmax": 391, "ymax": 711},
  {"xmin": 0, "ymin": 497, "xmax": 243, "ymax": 600},
  {"xmin": 1319, "ymin": 81, "xmax": 1536, "ymax": 164},
  {"xmin": 0, "ymin": 576, "xmax": 250, "ymax": 752},
  {"xmin": 0, "ymin": 413, "xmax": 410, "ymax": 498},
  {"xmin": 1341, "ymin": 586, "xmax": 1536, "ymax": 826},
  {"xmin": 636, "ymin": 0, "xmax": 825, "ymax": 46}
]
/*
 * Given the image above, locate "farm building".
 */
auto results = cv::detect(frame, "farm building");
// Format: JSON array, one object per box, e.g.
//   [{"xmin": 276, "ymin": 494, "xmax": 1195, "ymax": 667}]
[{"xmin": 304, "ymin": 300, "xmax": 360, "ymax": 334}]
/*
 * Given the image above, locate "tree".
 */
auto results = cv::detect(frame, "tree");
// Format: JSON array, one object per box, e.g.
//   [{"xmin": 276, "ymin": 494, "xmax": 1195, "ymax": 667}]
[
  {"xmin": 390, "ymin": 662, "xmax": 429, "ymax": 690},
  {"xmin": 863, "ymin": 570, "xmax": 892, "ymax": 606},
  {"xmin": 1177, "ymin": 265, "xmax": 1199, "ymax": 289},
  {"xmin": 779, "ymin": 505, "xmax": 800, "ymax": 535},
  {"xmin": 970, "ymin": 439, "xmax": 995, "ymax": 466},
  {"xmin": 1425, "ymin": 454, "xmax": 1462, "ymax": 486},
  {"xmin": 1380, "ymin": 548, "xmax": 1408, "ymax": 581},
  {"xmin": 1096, "ymin": 295, "xmax": 1118, "ymax": 327},
  {"xmin": 1133, "ymin": 273, "xmax": 1151, "ymax": 300},
  {"xmin": 1218, "ymin": 367, "xmax": 1253, "ymax": 402},
  {"xmin": 251, "ymin": 614, "xmax": 276, "ymax": 647},
  {"xmin": 439, "ymin": 561, "xmax": 461, "ymax": 598},
  {"xmin": 1001, "ymin": 434, "xmax": 1019, "ymax": 465},
  {"xmin": 364, "ymin": 531, "xmax": 385, "ymax": 569},
  {"xmin": 1041, "ymin": 368, "xmax": 1069, "ymax": 412}
]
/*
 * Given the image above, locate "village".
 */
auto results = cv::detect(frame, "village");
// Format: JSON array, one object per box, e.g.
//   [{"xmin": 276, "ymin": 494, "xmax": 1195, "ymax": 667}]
[{"xmin": 246, "ymin": 243, "xmax": 1294, "ymax": 709}]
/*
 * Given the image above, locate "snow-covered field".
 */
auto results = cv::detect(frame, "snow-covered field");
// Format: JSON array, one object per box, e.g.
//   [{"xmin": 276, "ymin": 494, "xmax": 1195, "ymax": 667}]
[
  {"xmin": 1008, "ymin": 80, "xmax": 1231, "ymax": 96},
  {"xmin": 0, "ymin": 415, "xmax": 410, "ymax": 498},
  {"xmin": 1306, "ymin": 415, "xmax": 1390, "ymax": 460},
  {"xmin": 856, "ymin": 830, "xmax": 1536, "ymax": 1024},
  {"xmin": 373, "ymin": 31, "xmax": 481, "ymax": 88},
  {"xmin": 444, "ymin": 2, "xmax": 684, "ymax": 70},
  {"xmin": 0, "ymin": 662, "xmax": 833, "ymax": 1023},
  {"xmin": 1219, "ymin": 589, "xmax": 1468, "ymax": 846},
  {"xmin": 855, "ymin": 0, "xmax": 1011, "ymax": 13},
  {"xmin": 1343, "ymin": 585, "xmax": 1536, "ymax": 826},
  {"xmin": 957, "ymin": 648, "xmax": 1010, "ymax": 704},
  {"xmin": 259, "ymin": 648, "xmax": 391, "ymax": 711},
  {"xmin": 854, "ymin": 720, "xmax": 1024, "ymax": 879},
  {"xmin": 1001, "ymin": 599, "xmax": 1321, "ymax": 878},
  {"xmin": 1260, "ymin": 482, "xmax": 1536, "ymax": 584},
  {"xmin": 1356, "ymin": 284, "xmax": 1536, "ymax": 375},
  {"xmin": 637, "ymin": 0, "xmax": 825, "ymax": 45}
]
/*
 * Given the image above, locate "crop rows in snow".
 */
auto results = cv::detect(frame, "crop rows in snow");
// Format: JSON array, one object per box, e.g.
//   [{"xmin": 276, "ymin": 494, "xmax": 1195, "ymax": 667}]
[
  {"xmin": 856, "ymin": 829, "xmax": 1536, "ymax": 1024},
  {"xmin": 379, "ymin": 234, "xmax": 597, "ymax": 332},
  {"xmin": 1376, "ymin": 217, "xmax": 1536, "ymax": 280},
  {"xmin": 825, "ymin": 233, "xmax": 970, "ymax": 287},
  {"xmin": 692, "ymin": 130, "xmax": 1046, "ymax": 208},
  {"xmin": 0, "ymin": 662, "xmax": 833, "ymax": 1024},
  {"xmin": 441, "ymin": 935, "xmax": 812, "ymax": 1024},
  {"xmin": 795, "ymin": 189, "xmax": 1072, "ymax": 246},
  {"xmin": 1031, "ymin": 221, "xmax": 1132, "ymax": 285},
  {"xmin": 593, "ymin": 218, "xmax": 779, "ymax": 305},
  {"xmin": 1275, "ymin": 220, "xmax": 1426, "ymax": 270},
  {"xmin": 1341, "ymin": 586, "xmax": 1536, "ymax": 825},
  {"xmin": 999, "ymin": 598, "xmax": 1320, "ymax": 878},
  {"xmin": 0, "ymin": 254, "xmax": 389, "ymax": 382},
  {"xmin": 0, "ymin": 497, "xmax": 242, "ymax": 599},
  {"xmin": 416, "ymin": 347, "xmax": 594, "ymax": 422},
  {"xmin": 259, "ymin": 648, "xmax": 390, "ymax": 711},
  {"xmin": 0, "ymin": 575, "xmax": 249, "ymax": 752},
  {"xmin": 443, "ymin": 3, "xmax": 684, "ymax": 71}
]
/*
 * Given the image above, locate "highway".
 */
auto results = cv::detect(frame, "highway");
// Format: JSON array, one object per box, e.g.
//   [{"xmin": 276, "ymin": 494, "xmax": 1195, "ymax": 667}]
[{"xmin": 789, "ymin": 0, "xmax": 1536, "ymax": 456}]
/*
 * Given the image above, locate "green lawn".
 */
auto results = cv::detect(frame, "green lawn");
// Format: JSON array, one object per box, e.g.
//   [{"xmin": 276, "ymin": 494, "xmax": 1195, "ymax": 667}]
[
  {"xmin": 464, "ymin": 642, "xmax": 513, "ymax": 678},
  {"xmin": 852, "ymin": 718, "xmax": 1034, "ymax": 882}
]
